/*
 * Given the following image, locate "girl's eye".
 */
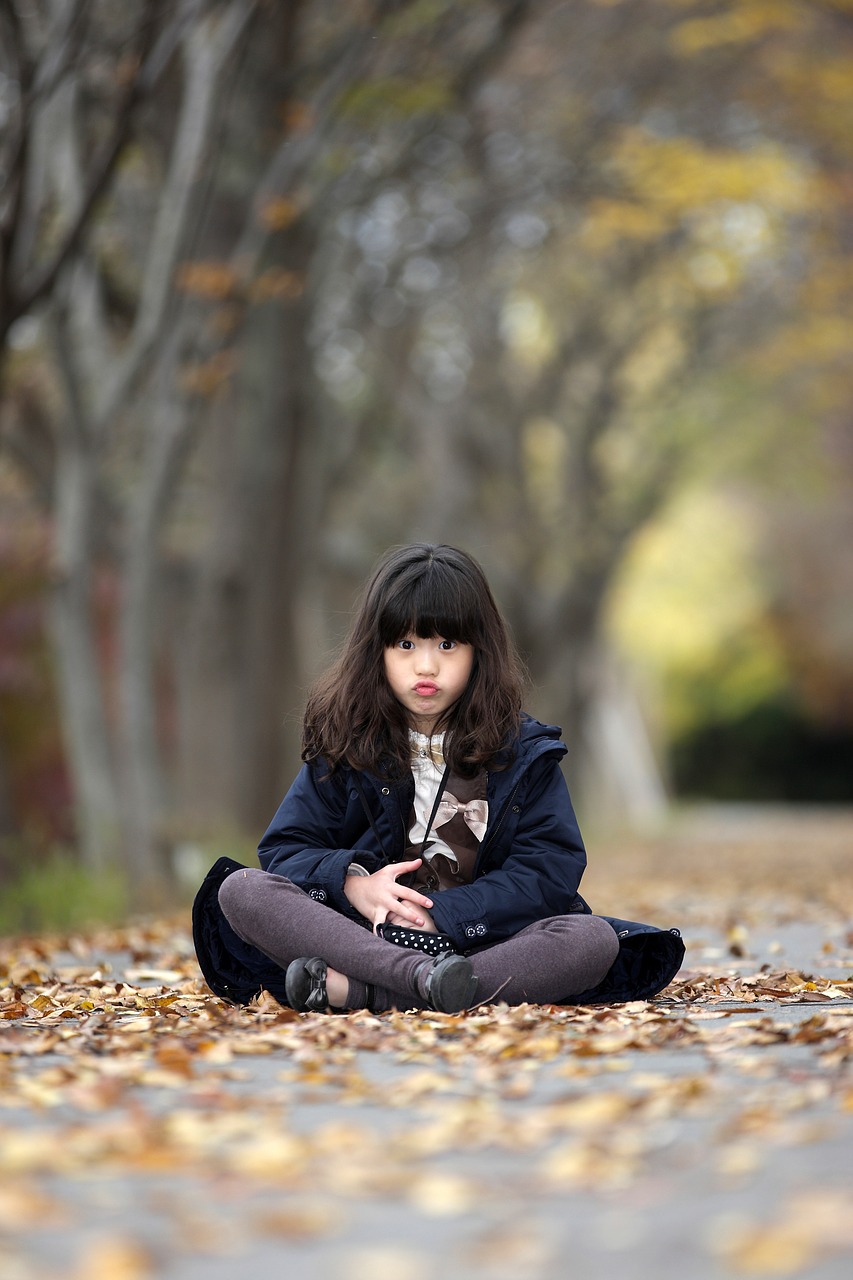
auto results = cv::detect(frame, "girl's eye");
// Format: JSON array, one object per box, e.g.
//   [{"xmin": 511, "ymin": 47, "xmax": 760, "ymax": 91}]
[
  {"xmin": 439, "ymin": 640, "xmax": 457, "ymax": 651},
  {"xmin": 398, "ymin": 639, "xmax": 414, "ymax": 650}
]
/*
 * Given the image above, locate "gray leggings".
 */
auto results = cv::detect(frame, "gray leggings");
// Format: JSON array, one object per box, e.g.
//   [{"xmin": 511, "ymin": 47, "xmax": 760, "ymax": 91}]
[{"xmin": 218, "ymin": 868, "xmax": 620, "ymax": 1011}]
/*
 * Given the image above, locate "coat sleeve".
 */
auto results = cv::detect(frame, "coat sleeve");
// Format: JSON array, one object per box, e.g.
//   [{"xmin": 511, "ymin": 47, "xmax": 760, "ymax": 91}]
[
  {"xmin": 257, "ymin": 762, "xmax": 386, "ymax": 915},
  {"xmin": 427, "ymin": 755, "xmax": 588, "ymax": 948}
]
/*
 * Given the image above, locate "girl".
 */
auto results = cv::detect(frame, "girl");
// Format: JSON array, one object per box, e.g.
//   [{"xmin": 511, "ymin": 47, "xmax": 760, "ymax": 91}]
[{"xmin": 209, "ymin": 543, "xmax": 623, "ymax": 1014}]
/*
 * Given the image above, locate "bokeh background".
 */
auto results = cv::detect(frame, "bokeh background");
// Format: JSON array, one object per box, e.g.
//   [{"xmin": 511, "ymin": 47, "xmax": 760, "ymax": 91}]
[{"xmin": 1, "ymin": 0, "xmax": 852, "ymax": 927}]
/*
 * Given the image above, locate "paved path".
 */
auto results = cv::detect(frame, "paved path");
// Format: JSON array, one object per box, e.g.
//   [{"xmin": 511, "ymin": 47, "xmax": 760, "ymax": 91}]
[{"xmin": 2, "ymin": 813, "xmax": 852, "ymax": 1280}]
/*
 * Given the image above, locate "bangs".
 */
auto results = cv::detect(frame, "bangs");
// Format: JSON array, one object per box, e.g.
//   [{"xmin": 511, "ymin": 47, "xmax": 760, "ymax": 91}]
[{"xmin": 375, "ymin": 561, "xmax": 483, "ymax": 648}]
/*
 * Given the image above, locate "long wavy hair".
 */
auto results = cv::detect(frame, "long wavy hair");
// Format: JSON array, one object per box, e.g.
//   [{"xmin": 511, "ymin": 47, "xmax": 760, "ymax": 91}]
[{"xmin": 302, "ymin": 544, "xmax": 525, "ymax": 777}]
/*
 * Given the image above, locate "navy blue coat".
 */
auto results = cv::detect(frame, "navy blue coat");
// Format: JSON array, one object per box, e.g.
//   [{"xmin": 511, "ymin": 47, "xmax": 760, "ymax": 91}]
[
  {"xmin": 257, "ymin": 714, "xmax": 590, "ymax": 951},
  {"xmin": 192, "ymin": 715, "xmax": 684, "ymax": 1007}
]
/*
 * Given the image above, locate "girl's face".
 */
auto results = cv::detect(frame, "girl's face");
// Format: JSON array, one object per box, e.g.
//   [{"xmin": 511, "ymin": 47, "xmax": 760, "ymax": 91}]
[{"xmin": 384, "ymin": 634, "xmax": 474, "ymax": 735}]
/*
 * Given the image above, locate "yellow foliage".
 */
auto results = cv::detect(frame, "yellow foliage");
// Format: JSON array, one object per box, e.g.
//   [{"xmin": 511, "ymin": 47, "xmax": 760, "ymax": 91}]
[
  {"xmin": 582, "ymin": 131, "xmax": 813, "ymax": 258},
  {"xmin": 522, "ymin": 418, "xmax": 566, "ymax": 515},
  {"xmin": 799, "ymin": 260, "xmax": 853, "ymax": 311},
  {"xmin": 611, "ymin": 492, "xmax": 760, "ymax": 668},
  {"xmin": 338, "ymin": 76, "xmax": 451, "ymax": 123},
  {"xmin": 609, "ymin": 490, "xmax": 789, "ymax": 731},
  {"xmin": 754, "ymin": 315, "xmax": 853, "ymax": 377},
  {"xmin": 612, "ymin": 130, "xmax": 811, "ymax": 217},
  {"xmin": 770, "ymin": 54, "xmax": 853, "ymax": 156},
  {"xmin": 619, "ymin": 322, "xmax": 686, "ymax": 397},
  {"xmin": 687, "ymin": 250, "xmax": 737, "ymax": 293},
  {"xmin": 175, "ymin": 261, "xmax": 240, "ymax": 300},
  {"xmin": 580, "ymin": 199, "xmax": 669, "ymax": 250},
  {"xmin": 670, "ymin": 1, "xmax": 809, "ymax": 55},
  {"xmin": 258, "ymin": 197, "xmax": 301, "ymax": 232},
  {"xmin": 180, "ymin": 351, "xmax": 236, "ymax": 398},
  {"xmin": 384, "ymin": 0, "xmax": 453, "ymax": 38},
  {"xmin": 809, "ymin": 57, "xmax": 853, "ymax": 105}
]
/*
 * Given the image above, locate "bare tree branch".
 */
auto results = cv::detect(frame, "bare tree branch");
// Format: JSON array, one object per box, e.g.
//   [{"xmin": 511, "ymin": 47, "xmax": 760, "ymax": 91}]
[
  {"xmin": 28, "ymin": 1, "xmax": 91, "ymax": 104},
  {"xmin": 0, "ymin": 0, "xmax": 36, "ymax": 308},
  {"xmin": 47, "ymin": 297, "xmax": 93, "ymax": 451},
  {"xmin": 3, "ymin": 0, "xmax": 183, "ymax": 334},
  {"xmin": 95, "ymin": 0, "xmax": 257, "ymax": 428}
]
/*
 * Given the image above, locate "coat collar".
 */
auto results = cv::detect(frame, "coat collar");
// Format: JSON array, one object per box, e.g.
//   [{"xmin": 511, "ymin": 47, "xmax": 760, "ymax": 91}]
[{"xmin": 359, "ymin": 714, "xmax": 566, "ymax": 799}]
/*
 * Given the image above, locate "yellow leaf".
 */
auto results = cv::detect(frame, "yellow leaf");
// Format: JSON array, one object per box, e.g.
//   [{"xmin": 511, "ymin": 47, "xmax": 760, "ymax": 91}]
[
  {"xmin": 175, "ymin": 261, "xmax": 239, "ymax": 300},
  {"xmin": 71, "ymin": 1236, "xmax": 154, "ymax": 1280},
  {"xmin": 26, "ymin": 993, "xmax": 54, "ymax": 1013},
  {"xmin": 258, "ymin": 197, "xmax": 301, "ymax": 231}
]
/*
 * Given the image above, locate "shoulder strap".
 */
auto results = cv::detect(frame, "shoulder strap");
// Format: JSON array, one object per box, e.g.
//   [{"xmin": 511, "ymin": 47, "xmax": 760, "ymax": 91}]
[
  {"xmin": 418, "ymin": 763, "xmax": 451, "ymax": 859},
  {"xmin": 353, "ymin": 764, "xmax": 450, "ymax": 864}
]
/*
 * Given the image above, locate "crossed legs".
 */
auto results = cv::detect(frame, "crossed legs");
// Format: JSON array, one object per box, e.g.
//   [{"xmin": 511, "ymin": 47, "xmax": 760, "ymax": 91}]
[{"xmin": 218, "ymin": 867, "xmax": 619, "ymax": 1012}]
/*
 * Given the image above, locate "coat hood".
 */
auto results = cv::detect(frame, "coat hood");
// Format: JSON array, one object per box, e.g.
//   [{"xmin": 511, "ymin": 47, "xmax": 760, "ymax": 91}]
[{"xmin": 512, "ymin": 713, "xmax": 568, "ymax": 765}]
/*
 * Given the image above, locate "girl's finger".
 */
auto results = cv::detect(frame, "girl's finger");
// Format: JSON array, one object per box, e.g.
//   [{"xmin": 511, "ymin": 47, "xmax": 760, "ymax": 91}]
[
  {"xmin": 394, "ymin": 902, "xmax": 427, "ymax": 926},
  {"xmin": 383, "ymin": 892, "xmax": 425, "ymax": 923},
  {"xmin": 394, "ymin": 886, "xmax": 433, "ymax": 909},
  {"xmin": 390, "ymin": 858, "xmax": 422, "ymax": 876}
]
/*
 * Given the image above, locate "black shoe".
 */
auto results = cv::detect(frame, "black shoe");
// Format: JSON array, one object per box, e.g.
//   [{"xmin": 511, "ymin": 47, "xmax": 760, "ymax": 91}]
[
  {"xmin": 423, "ymin": 952, "xmax": 478, "ymax": 1014},
  {"xmin": 285, "ymin": 956, "xmax": 330, "ymax": 1012}
]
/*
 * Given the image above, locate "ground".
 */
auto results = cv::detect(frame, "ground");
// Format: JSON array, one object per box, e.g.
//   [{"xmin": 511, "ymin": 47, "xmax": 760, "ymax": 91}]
[{"xmin": 1, "ymin": 807, "xmax": 852, "ymax": 1280}]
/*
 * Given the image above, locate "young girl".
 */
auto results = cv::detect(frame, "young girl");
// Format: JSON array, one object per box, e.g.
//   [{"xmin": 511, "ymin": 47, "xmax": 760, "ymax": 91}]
[{"xmin": 211, "ymin": 543, "xmax": 622, "ymax": 1014}]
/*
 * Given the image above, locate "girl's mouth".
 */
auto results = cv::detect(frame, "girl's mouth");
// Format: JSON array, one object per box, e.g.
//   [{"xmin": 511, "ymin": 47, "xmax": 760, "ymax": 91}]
[{"xmin": 414, "ymin": 682, "xmax": 439, "ymax": 696}]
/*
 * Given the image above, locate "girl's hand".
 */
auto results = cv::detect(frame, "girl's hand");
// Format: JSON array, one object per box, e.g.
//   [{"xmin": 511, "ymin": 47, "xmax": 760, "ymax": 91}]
[
  {"xmin": 343, "ymin": 858, "xmax": 434, "ymax": 928},
  {"xmin": 386, "ymin": 908, "xmax": 439, "ymax": 933}
]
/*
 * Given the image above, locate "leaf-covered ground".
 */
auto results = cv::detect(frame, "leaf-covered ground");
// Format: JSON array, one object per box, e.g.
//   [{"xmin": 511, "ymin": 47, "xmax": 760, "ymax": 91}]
[{"xmin": 1, "ymin": 809, "xmax": 852, "ymax": 1280}]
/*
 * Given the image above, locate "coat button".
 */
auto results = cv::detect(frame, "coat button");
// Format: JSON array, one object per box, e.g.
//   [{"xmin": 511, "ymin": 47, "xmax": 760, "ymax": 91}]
[
  {"xmin": 511, "ymin": 804, "xmax": 520, "ymax": 813},
  {"xmin": 381, "ymin": 786, "xmax": 390, "ymax": 795}
]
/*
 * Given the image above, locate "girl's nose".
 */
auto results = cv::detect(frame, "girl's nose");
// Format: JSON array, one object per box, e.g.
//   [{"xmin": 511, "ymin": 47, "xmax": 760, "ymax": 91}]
[{"xmin": 414, "ymin": 647, "xmax": 438, "ymax": 674}]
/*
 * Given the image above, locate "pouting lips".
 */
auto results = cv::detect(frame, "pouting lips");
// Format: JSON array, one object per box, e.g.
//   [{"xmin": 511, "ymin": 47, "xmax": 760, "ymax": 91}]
[{"xmin": 414, "ymin": 682, "xmax": 439, "ymax": 695}]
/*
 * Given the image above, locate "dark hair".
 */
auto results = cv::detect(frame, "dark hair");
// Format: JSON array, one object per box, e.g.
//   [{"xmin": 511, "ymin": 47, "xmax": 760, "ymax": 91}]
[{"xmin": 302, "ymin": 544, "xmax": 525, "ymax": 777}]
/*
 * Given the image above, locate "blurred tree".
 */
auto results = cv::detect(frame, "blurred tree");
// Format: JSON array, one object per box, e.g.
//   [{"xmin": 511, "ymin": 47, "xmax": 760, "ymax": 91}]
[
  {"xmin": 0, "ymin": 481, "xmax": 68, "ymax": 852},
  {"xmin": 0, "ymin": 0, "xmax": 535, "ymax": 894},
  {"xmin": 1, "ymin": 0, "xmax": 851, "ymax": 893},
  {"xmin": 0, "ymin": 0, "xmax": 164, "ymax": 350},
  {"xmin": 306, "ymin": 0, "xmax": 852, "ymax": 816},
  {"xmin": 1, "ymin": 0, "xmax": 261, "ymax": 893},
  {"xmin": 167, "ymin": 0, "xmax": 534, "ymax": 845}
]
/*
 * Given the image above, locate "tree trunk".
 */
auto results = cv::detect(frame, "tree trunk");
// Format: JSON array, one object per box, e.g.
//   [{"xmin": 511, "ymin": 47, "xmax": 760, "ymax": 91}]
[
  {"xmin": 172, "ymin": 397, "xmax": 246, "ymax": 830},
  {"xmin": 234, "ymin": 248, "xmax": 322, "ymax": 827},
  {"xmin": 49, "ymin": 435, "xmax": 121, "ymax": 869},
  {"xmin": 116, "ymin": 380, "xmax": 191, "ymax": 901},
  {"xmin": 528, "ymin": 601, "xmax": 668, "ymax": 828},
  {"xmin": 174, "ymin": 245, "xmax": 324, "ymax": 838},
  {"xmin": 219, "ymin": 316, "xmax": 302, "ymax": 831}
]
